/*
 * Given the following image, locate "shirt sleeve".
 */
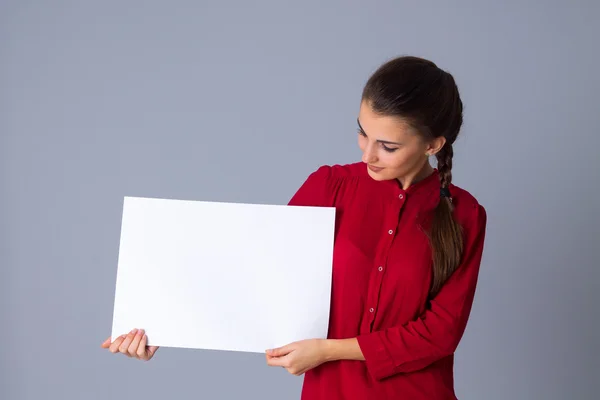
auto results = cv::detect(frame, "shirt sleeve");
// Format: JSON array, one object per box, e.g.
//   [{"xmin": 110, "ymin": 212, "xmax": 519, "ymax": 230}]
[
  {"xmin": 356, "ymin": 203, "xmax": 488, "ymax": 381},
  {"xmin": 287, "ymin": 165, "xmax": 338, "ymax": 207}
]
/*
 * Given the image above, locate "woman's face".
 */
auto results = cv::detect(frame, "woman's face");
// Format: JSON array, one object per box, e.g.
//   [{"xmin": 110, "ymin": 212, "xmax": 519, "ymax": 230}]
[{"xmin": 357, "ymin": 100, "xmax": 445, "ymax": 183}]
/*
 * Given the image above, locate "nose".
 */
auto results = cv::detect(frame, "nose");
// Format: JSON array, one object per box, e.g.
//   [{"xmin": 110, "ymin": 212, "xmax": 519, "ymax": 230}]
[{"xmin": 361, "ymin": 142, "xmax": 378, "ymax": 164}]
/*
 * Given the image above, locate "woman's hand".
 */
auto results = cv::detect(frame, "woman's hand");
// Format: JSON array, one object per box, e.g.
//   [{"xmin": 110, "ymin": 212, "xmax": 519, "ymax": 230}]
[
  {"xmin": 101, "ymin": 328, "xmax": 159, "ymax": 361},
  {"xmin": 265, "ymin": 339, "xmax": 329, "ymax": 376}
]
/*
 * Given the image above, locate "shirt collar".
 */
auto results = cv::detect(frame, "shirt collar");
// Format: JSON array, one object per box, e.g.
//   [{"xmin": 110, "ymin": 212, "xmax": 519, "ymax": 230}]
[{"xmin": 375, "ymin": 167, "xmax": 441, "ymax": 198}]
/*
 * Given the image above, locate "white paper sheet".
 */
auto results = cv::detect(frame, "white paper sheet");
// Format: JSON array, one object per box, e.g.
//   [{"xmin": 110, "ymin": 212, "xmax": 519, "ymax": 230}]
[{"xmin": 110, "ymin": 196, "xmax": 335, "ymax": 353}]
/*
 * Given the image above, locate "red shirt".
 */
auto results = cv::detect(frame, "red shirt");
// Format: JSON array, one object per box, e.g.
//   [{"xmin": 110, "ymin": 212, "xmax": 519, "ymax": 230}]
[{"xmin": 287, "ymin": 162, "xmax": 487, "ymax": 400}]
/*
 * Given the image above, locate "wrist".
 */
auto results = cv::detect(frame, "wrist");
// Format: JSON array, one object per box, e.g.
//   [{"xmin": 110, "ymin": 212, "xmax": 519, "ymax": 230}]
[
  {"xmin": 321, "ymin": 338, "xmax": 364, "ymax": 362},
  {"xmin": 321, "ymin": 339, "xmax": 338, "ymax": 362},
  {"xmin": 322, "ymin": 339, "xmax": 336, "ymax": 362}
]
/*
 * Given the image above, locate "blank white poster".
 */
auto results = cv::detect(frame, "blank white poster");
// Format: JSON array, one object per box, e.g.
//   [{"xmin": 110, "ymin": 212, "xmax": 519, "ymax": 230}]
[{"xmin": 110, "ymin": 196, "xmax": 336, "ymax": 353}]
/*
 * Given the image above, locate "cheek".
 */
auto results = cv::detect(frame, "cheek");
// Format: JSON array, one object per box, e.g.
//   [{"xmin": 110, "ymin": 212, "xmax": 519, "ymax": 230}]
[
  {"xmin": 381, "ymin": 151, "xmax": 406, "ymax": 167},
  {"xmin": 381, "ymin": 150, "xmax": 418, "ymax": 172}
]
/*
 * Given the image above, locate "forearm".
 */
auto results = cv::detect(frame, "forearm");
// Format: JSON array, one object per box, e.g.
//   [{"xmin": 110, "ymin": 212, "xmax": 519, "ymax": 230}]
[{"xmin": 323, "ymin": 338, "xmax": 365, "ymax": 362}]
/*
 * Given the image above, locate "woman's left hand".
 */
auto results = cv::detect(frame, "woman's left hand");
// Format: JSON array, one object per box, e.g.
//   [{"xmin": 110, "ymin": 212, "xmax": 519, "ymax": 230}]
[{"xmin": 266, "ymin": 339, "xmax": 329, "ymax": 376}]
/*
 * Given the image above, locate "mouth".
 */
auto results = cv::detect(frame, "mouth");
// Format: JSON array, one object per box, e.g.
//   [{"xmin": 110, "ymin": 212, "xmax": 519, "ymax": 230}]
[{"xmin": 368, "ymin": 164, "xmax": 384, "ymax": 172}]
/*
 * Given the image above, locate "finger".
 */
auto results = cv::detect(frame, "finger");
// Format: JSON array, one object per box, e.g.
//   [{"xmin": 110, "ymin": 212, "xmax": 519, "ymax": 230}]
[
  {"xmin": 266, "ymin": 354, "xmax": 289, "ymax": 368},
  {"xmin": 128, "ymin": 329, "xmax": 144, "ymax": 357},
  {"xmin": 266, "ymin": 345, "xmax": 292, "ymax": 358},
  {"xmin": 147, "ymin": 344, "xmax": 159, "ymax": 358},
  {"xmin": 137, "ymin": 333, "xmax": 149, "ymax": 360},
  {"xmin": 101, "ymin": 337, "xmax": 111, "ymax": 348},
  {"xmin": 119, "ymin": 329, "xmax": 138, "ymax": 355},
  {"xmin": 266, "ymin": 354, "xmax": 282, "ymax": 362},
  {"xmin": 138, "ymin": 334, "xmax": 159, "ymax": 360},
  {"xmin": 109, "ymin": 335, "xmax": 126, "ymax": 353}
]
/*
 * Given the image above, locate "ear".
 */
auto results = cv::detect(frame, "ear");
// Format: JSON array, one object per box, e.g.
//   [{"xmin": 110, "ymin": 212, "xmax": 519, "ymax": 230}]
[{"xmin": 426, "ymin": 136, "xmax": 446, "ymax": 156}]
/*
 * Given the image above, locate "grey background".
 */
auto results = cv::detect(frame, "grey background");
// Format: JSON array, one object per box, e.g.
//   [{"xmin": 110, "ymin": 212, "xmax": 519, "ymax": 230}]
[{"xmin": 1, "ymin": 1, "xmax": 598, "ymax": 399}]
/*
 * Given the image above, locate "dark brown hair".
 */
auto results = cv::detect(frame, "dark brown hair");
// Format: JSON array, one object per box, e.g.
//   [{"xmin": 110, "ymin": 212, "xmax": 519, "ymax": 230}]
[{"xmin": 362, "ymin": 55, "xmax": 464, "ymax": 298}]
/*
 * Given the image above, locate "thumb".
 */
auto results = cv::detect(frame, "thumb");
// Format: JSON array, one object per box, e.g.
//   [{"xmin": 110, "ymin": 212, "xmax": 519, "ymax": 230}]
[
  {"xmin": 101, "ymin": 337, "xmax": 111, "ymax": 348},
  {"xmin": 266, "ymin": 344, "xmax": 293, "ymax": 357}
]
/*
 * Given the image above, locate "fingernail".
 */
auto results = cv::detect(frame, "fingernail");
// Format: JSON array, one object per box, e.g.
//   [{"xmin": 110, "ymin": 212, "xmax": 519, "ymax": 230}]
[
  {"xmin": 130, "ymin": 329, "xmax": 137, "ymax": 335},
  {"xmin": 138, "ymin": 329, "xmax": 145, "ymax": 336}
]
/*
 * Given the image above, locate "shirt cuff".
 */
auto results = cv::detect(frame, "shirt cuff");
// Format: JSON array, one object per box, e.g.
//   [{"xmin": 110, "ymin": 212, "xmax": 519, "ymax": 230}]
[{"xmin": 356, "ymin": 332, "xmax": 396, "ymax": 381}]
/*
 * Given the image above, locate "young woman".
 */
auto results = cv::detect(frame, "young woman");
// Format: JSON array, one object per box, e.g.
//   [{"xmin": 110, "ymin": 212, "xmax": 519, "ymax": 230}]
[{"xmin": 102, "ymin": 55, "xmax": 487, "ymax": 399}]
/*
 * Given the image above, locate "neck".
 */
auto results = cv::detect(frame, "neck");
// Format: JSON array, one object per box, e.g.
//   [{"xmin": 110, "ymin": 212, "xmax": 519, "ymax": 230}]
[{"xmin": 397, "ymin": 161, "xmax": 434, "ymax": 190}]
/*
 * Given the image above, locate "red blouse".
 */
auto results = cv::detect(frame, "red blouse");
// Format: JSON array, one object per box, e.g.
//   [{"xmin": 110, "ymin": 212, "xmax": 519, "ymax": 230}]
[{"xmin": 287, "ymin": 162, "xmax": 487, "ymax": 400}]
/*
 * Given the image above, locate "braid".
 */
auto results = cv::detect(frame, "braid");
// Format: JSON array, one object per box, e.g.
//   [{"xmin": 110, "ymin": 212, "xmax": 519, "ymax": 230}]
[
  {"xmin": 437, "ymin": 144, "xmax": 454, "ymax": 195},
  {"xmin": 429, "ymin": 143, "xmax": 463, "ymax": 297}
]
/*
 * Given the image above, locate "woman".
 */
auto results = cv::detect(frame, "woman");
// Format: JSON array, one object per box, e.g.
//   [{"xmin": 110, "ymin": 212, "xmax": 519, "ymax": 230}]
[{"xmin": 102, "ymin": 55, "xmax": 487, "ymax": 399}]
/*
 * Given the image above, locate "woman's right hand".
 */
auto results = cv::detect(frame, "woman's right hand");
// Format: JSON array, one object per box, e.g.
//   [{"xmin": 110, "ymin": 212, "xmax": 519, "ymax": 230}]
[{"xmin": 101, "ymin": 328, "xmax": 159, "ymax": 361}]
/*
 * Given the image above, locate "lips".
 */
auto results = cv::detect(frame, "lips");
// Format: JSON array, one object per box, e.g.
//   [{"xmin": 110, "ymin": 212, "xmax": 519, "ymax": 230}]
[{"xmin": 368, "ymin": 164, "xmax": 384, "ymax": 173}]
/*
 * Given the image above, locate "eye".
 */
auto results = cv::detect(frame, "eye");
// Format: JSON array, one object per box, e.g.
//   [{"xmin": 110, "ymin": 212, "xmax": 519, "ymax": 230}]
[
  {"xmin": 358, "ymin": 127, "xmax": 398, "ymax": 152},
  {"xmin": 381, "ymin": 143, "xmax": 398, "ymax": 153}
]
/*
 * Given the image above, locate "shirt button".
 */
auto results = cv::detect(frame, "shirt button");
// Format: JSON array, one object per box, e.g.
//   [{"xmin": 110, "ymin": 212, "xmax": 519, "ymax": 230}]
[
  {"xmin": 378, "ymin": 266, "xmax": 383, "ymax": 272},
  {"xmin": 369, "ymin": 308, "xmax": 374, "ymax": 313},
  {"xmin": 398, "ymin": 194, "xmax": 404, "ymax": 200},
  {"xmin": 388, "ymin": 229, "xmax": 393, "ymax": 235}
]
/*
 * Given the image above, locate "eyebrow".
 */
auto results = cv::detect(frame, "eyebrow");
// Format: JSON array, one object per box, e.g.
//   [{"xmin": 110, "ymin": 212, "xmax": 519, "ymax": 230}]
[{"xmin": 357, "ymin": 118, "xmax": 402, "ymax": 145}]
